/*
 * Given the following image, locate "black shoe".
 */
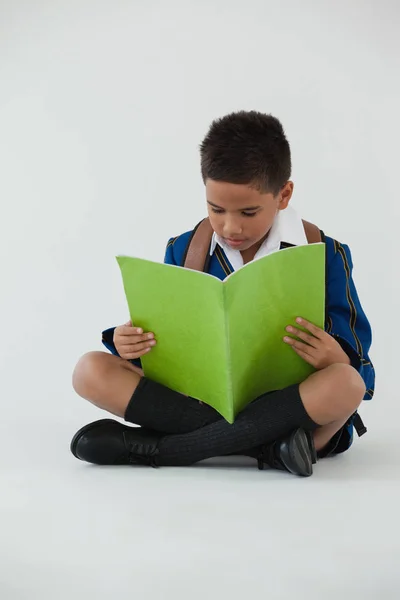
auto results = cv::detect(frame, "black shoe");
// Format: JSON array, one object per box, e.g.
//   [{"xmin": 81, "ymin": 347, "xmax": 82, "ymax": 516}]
[
  {"xmin": 70, "ymin": 419, "xmax": 162, "ymax": 467},
  {"xmin": 257, "ymin": 428, "xmax": 317, "ymax": 477}
]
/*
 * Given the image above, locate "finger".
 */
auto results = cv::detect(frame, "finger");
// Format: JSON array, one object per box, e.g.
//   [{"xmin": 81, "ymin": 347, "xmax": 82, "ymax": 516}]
[
  {"xmin": 295, "ymin": 317, "xmax": 325, "ymax": 339},
  {"xmin": 122, "ymin": 348, "xmax": 153, "ymax": 360},
  {"xmin": 119, "ymin": 325, "xmax": 143, "ymax": 335},
  {"xmin": 285, "ymin": 326, "xmax": 319, "ymax": 349},
  {"xmin": 283, "ymin": 336, "xmax": 315, "ymax": 356},
  {"xmin": 119, "ymin": 326, "xmax": 153, "ymax": 338},
  {"xmin": 291, "ymin": 345, "xmax": 317, "ymax": 367},
  {"xmin": 118, "ymin": 332, "xmax": 155, "ymax": 344},
  {"xmin": 121, "ymin": 340, "xmax": 156, "ymax": 353}
]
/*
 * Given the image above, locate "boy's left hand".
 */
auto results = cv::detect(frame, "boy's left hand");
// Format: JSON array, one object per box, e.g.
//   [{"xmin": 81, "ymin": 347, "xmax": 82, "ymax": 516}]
[{"xmin": 283, "ymin": 317, "xmax": 351, "ymax": 370}]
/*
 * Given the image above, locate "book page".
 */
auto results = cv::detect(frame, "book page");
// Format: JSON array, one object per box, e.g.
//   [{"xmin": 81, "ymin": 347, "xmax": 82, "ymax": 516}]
[
  {"xmin": 224, "ymin": 244, "xmax": 326, "ymax": 419},
  {"xmin": 117, "ymin": 257, "xmax": 230, "ymax": 418}
]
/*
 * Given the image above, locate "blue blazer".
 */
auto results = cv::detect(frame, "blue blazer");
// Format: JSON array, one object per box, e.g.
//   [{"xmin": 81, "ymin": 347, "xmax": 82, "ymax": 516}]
[{"xmin": 102, "ymin": 227, "xmax": 375, "ymax": 442}]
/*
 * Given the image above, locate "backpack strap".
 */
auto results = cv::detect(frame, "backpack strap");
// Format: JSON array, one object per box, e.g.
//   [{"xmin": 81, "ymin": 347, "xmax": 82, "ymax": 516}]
[
  {"xmin": 302, "ymin": 220, "xmax": 322, "ymax": 244},
  {"xmin": 182, "ymin": 218, "xmax": 214, "ymax": 271},
  {"xmin": 352, "ymin": 412, "xmax": 367, "ymax": 437},
  {"xmin": 183, "ymin": 217, "xmax": 322, "ymax": 271}
]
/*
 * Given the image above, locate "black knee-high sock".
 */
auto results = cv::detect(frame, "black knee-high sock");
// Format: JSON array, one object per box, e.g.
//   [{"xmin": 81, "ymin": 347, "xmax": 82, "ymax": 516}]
[
  {"xmin": 124, "ymin": 378, "xmax": 278, "ymax": 457},
  {"xmin": 157, "ymin": 384, "xmax": 319, "ymax": 466},
  {"xmin": 124, "ymin": 377, "xmax": 222, "ymax": 434}
]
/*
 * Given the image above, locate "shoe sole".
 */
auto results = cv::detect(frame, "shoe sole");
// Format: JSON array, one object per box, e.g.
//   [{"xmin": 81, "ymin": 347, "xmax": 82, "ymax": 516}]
[
  {"xmin": 70, "ymin": 419, "xmax": 118, "ymax": 459},
  {"xmin": 280, "ymin": 430, "xmax": 313, "ymax": 477},
  {"xmin": 305, "ymin": 430, "xmax": 318, "ymax": 464}
]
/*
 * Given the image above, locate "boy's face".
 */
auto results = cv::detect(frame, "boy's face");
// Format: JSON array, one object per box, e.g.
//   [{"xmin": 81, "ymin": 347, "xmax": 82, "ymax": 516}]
[{"xmin": 206, "ymin": 179, "xmax": 293, "ymax": 253}]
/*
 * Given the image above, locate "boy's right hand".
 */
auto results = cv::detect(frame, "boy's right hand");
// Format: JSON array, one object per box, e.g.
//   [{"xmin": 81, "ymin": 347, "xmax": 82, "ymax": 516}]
[{"xmin": 113, "ymin": 320, "xmax": 156, "ymax": 360}]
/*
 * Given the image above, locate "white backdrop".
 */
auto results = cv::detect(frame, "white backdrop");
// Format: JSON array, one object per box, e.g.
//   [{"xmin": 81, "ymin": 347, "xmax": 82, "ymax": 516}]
[
  {"xmin": 1, "ymin": 1, "xmax": 399, "ymax": 599},
  {"xmin": 1, "ymin": 0, "xmax": 398, "ymax": 425}
]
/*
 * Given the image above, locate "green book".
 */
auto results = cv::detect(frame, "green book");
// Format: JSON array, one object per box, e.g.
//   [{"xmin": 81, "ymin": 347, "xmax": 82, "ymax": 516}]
[{"xmin": 117, "ymin": 244, "xmax": 325, "ymax": 423}]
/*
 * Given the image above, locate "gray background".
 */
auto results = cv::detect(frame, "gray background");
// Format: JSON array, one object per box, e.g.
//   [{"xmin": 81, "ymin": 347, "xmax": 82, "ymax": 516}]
[{"xmin": 0, "ymin": 1, "xmax": 399, "ymax": 598}]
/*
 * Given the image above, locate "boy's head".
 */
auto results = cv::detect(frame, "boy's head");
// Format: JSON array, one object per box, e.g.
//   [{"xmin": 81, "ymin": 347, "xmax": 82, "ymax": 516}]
[{"xmin": 200, "ymin": 111, "xmax": 293, "ymax": 253}]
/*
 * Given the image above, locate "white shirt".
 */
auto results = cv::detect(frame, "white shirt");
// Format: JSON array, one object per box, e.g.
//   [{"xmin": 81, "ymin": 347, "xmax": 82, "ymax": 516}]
[{"xmin": 209, "ymin": 205, "xmax": 308, "ymax": 271}]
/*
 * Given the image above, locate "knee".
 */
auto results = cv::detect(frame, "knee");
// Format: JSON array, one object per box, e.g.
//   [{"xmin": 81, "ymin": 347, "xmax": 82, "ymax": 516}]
[
  {"xmin": 328, "ymin": 363, "xmax": 366, "ymax": 395},
  {"xmin": 325, "ymin": 363, "xmax": 366, "ymax": 412},
  {"xmin": 301, "ymin": 363, "xmax": 366, "ymax": 426},
  {"xmin": 72, "ymin": 351, "xmax": 111, "ymax": 397}
]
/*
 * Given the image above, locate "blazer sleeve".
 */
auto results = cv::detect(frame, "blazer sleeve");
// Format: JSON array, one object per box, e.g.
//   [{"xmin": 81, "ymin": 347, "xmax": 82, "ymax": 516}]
[
  {"xmin": 163, "ymin": 237, "xmax": 178, "ymax": 265},
  {"xmin": 101, "ymin": 238, "xmax": 178, "ymax": 366},
  {"xmin": 325, "ymin": 240, "xmax": 375, "ymax": 400}
]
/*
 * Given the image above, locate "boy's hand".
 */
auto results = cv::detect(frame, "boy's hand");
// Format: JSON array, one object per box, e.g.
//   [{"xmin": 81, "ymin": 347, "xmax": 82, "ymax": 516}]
[
  {"xmin": 113, "ymin": 320, "xmax": 156, "ymax": 360},
  {"xmin": 283, "ymin": 317, "xmax": 350, "ymax": 370}
]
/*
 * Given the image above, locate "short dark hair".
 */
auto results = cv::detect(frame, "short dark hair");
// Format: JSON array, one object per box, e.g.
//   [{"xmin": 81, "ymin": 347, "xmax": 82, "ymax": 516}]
[{"xmin": 200, "ymin": 110, "xmax": 291, "ymax": 195}]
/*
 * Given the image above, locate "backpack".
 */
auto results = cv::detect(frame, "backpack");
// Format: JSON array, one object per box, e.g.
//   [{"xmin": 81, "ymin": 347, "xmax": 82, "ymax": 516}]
[{"xmin": 183, "ymin": 217, "xmax": 322, "ymax": 271}]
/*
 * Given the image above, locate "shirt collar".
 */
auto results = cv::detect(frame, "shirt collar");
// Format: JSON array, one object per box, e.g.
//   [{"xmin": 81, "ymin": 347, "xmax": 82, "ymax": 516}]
[{"xmin": 209, "ymin": 205, "xmax": 308, "ymax": 258}]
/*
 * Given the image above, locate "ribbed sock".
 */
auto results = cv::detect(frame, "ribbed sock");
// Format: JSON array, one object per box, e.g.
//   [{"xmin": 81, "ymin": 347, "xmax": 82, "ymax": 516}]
[
  {"xmin": 124, "ymin": 377, "xmax": 222, "ymax": 434},
  {"xmin": 157, "ymin": 384, "xmax": 319, "ymax": 466}
]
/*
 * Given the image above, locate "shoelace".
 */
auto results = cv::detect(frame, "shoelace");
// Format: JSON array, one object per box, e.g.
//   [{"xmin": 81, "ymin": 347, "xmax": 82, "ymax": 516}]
[
  {"xmin": 257, "ymin": 444, "xmax": 282, "ymax": 471},
  {"xmin": 127, "ymin": 448, "xmax": 160, "ymax": 468}
]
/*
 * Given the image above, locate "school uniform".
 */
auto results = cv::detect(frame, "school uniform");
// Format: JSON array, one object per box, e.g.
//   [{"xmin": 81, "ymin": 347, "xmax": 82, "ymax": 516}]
[{"xmin": 102, "ymin": 206, "xmax": 374, "ymax": 456}]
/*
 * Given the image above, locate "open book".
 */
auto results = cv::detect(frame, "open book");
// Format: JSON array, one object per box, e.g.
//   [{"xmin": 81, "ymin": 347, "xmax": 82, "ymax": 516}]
[{"xmin": 117, "ymin": 244, "xmax": 325, "ymax": 423}]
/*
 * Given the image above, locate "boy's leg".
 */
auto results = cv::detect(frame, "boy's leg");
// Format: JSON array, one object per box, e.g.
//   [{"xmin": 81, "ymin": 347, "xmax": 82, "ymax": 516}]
[
  {"xmin": 72, "ymin": 352, "xmax": 141, "ymax": 417},
  {"xmin": 73, "ymin": 352, "xmax": 365, "ymax": 465},
  {"xmin": 155, "ymin": 364, "xmax": 365, "ymax": 466},
  {"xmin": 314, "ymin": 419, "xmax": 350, "ymax": 453},
  {"xmin": 72, "ymin": 351, "xmax": 221, "ymax": 432}
]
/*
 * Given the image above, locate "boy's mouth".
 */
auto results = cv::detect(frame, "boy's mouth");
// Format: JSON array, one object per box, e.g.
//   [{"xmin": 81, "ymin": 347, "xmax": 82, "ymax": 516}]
[{"xmin": 225, "ymin": 238, "xmax": 246, "ymax": 248}]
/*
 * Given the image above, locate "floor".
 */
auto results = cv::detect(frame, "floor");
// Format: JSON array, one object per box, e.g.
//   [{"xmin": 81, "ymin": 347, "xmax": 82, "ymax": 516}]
[{"xmin": 1, "ymin": 408, "xmax": 399, "ymax": 600}]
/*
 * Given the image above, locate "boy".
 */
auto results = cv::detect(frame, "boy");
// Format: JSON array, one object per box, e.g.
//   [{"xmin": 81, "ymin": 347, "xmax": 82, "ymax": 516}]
[{"xmin": 70, "ymin": 111, "xmax": 374, "ymax": 477}]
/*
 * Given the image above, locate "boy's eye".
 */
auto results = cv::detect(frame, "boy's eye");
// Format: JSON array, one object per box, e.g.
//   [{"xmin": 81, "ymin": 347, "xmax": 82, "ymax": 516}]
[{"xmin": 211, "ymin": 208, "xmax": 257, "ymax": 217}]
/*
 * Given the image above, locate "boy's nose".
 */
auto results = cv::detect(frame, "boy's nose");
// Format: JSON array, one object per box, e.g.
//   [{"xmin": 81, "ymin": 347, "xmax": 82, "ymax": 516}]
[{"xmin": 223, "ymin": 219, "xmax": 243, "ymax": 238}]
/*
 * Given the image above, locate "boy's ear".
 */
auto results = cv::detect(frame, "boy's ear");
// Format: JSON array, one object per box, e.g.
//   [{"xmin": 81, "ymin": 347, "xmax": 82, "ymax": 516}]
[{"xmin": 278, "ymin": 181, "xmax": 294, "ymax": 210}]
